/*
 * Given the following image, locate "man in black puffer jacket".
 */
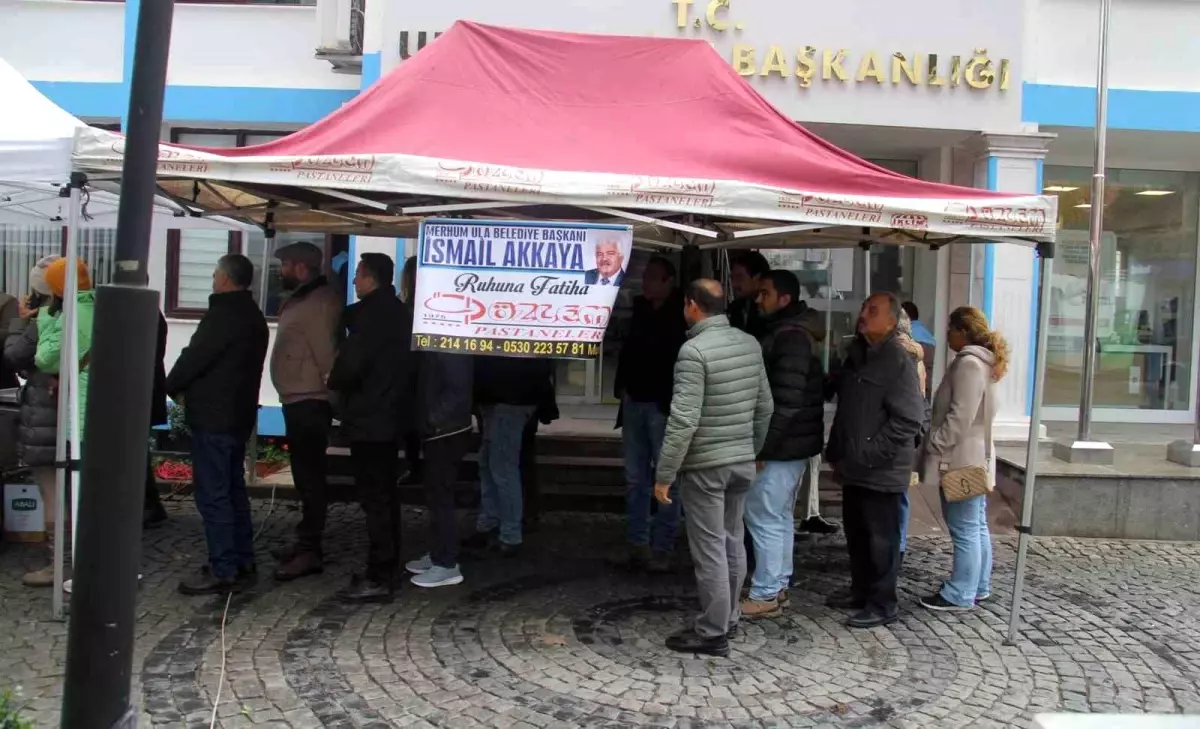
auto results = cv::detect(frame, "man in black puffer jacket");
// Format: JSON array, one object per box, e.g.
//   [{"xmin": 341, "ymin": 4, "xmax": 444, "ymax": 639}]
[
  {"xmin": 824, "ymin": 292, "xmax": 926, "ymax": 630},
  {"xmin": 328, "ymin": 253, "xmax": 413, "ymax": 603},
  {"xmin": 741, "ymin": 270, "xmax": 826, "ymax": 619}
]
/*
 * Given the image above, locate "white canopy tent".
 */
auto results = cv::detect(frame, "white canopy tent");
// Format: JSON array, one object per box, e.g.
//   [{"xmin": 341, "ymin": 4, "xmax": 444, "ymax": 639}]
[{"xmin": 0, "ymin": 57, "xmax": 248, "ymax": 618}]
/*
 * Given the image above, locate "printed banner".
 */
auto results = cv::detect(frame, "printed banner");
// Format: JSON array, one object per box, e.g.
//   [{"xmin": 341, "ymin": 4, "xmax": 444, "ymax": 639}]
[{"xmin": 412, "ymin": 219, "xmax": 633, "ymax": 359}]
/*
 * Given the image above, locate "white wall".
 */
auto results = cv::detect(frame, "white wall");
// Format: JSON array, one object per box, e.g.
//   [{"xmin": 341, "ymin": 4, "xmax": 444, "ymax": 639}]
[
  {"xmin": 1, "ymin": 0, "xmax": 124, "ymax": 82},
  {"xmin": 167, "ymin": 4, "xmax": 358, "ymax": 91},
  {"xmin": 384, "ymin": 0, "xmax": 1024, "ymax": 132},
  {"xmin": 1030, "ymin": 0, "xmax": 1200, "ymax": 91}
]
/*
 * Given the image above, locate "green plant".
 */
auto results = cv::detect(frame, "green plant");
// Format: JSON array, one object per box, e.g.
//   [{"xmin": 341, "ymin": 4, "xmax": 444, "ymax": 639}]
[
  {"xmin": 166, "ymin": 400, "xmax": 191, "ymax": 441},
  {"xmin": 0, "ymin": 689, "xmax": 34, "ymax": 729},
  {"xmin": 258, "ymin": 438, "xmax": 289, "ymax": 465}
]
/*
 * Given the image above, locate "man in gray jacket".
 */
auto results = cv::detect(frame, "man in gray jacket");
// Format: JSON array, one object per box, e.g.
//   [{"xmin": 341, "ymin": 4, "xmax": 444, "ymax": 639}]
[{"xmin": 654, "ymin": 279, "xmax": 773, "ymax": 657}]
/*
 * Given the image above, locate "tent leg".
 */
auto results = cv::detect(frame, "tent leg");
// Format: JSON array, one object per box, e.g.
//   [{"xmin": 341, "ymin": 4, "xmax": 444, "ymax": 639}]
[
  {"xmin": 50, "ymin": 179, "xmax": 84, "ymax": 619},
  {"xmin": 247, "ymin": 230, "xmax": 274, "ymax": 486},
  {"xmin": 1005, "ymin": 244, "xmax": 1055, "ymax": 646}
]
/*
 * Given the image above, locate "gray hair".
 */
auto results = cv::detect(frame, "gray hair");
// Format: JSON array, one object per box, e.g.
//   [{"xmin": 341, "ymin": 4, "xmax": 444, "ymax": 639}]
[{"xmin": 896, "ymin": 309, "xmax": 913, "ymax": 337}]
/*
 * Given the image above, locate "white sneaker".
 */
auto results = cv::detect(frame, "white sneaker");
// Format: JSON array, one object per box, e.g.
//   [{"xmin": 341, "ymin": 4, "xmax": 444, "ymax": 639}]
[
  {"xmin": 405, "ymin": 554, "xmax": 433, "ymax": 574},
  {"xmin": 64, "ymin": 574, "xmax": 142, "ymax": 594},
  {"xmin": 410, "ymin": 564, "xmax": 463, "ymax": 588}
]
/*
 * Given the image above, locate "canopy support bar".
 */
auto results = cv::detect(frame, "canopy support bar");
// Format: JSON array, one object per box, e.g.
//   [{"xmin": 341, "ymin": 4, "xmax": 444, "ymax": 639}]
[
  {"xmin": 1006, "ymin": 241, "xmax": 1055, "ymax": 645},
  {"xmin": 732, "ymin": 223, "xmax": 827, "ymax": 239},
  {"xmin": 632, "ymin": 235, "xmax": 682, "ymax": 250},
  {"xmin": 401, "ymin": 200, "xmax": 532, "ymax": 215},
  {"xmin": 306, "ymin": 187, "xmax": 391, "ymax": 212},
  {"xmin": 579, "ymin": 206, "xmax": 719, "ymax": 238}
]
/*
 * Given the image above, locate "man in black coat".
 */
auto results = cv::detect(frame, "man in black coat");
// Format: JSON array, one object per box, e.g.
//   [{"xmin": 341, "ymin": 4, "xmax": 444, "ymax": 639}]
[
  {"xmin": 728, "ymin": 251, "xmax": 769, "ymax": 339},
  {"xmin": 143, "ymin": 311, "xmax": 170, "ymax": 528},
  {"xmin": 328, "ymin": 253, "xmax": 412, "ymax": 602},
  {"xmin": 611, "ymin": 256, "xmax": 687, "ymax": 572},
  {"xmin": 167, "ymin": 254, "xmax": 269, "ymax": 595},
  {"xmin": 465, "ymin": 356, "xmax": 554, "ymax": 557},
  {"xmin": 405, "ymin": 345, "xmax": 473, "ymax": 590},
  {"xmin": 824, "ymin": 292, "xmax": 926, "ymax": 629},
  {"xmin": 741, "ymin": 270, "xmax": 826, "ymax": 619}
]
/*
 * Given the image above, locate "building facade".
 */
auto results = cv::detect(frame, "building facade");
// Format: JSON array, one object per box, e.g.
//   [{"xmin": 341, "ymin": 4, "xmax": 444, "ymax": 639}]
[{"xmin": 3, "ymin": 0, "xmax": 1198, "ymax": 437}]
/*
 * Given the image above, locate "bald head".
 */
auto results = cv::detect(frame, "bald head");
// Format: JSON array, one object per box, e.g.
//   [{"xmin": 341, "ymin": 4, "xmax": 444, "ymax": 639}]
[{"xmin": 684, "ymin": 278, "xmax": 726, "ymax": 327}]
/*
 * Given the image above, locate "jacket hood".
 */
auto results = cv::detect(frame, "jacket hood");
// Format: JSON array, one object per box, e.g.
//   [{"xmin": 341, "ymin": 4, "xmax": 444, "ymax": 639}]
[{"xmin": 958, "ymin": 344, "xmax": 997, "ymax": 369}]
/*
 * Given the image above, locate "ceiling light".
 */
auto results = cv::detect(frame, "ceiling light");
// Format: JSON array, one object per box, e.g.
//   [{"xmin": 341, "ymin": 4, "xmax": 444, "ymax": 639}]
[
  {"xmin": 1074, "ymin": 203, "xmax": 1092, "ymax": 209},
  {"xmin": 1135, "ymin": 190, "xmax": 1175, "ymax": 196},
  {"xmin": 1044, "ymin": 186, "xmax": 1079, "ymax": 192}
]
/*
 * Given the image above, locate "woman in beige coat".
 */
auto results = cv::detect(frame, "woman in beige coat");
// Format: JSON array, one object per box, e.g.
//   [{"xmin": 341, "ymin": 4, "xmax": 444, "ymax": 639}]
[{"xmin": 918, "ymin": 306, "xmax": 1009, "ymax": 612}]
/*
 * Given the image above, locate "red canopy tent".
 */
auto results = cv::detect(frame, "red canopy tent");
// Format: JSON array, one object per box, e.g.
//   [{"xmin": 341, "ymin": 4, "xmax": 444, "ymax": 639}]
[{"xmin": 74, "ymin": 21, "xmax": 1056, "ymax": 247}]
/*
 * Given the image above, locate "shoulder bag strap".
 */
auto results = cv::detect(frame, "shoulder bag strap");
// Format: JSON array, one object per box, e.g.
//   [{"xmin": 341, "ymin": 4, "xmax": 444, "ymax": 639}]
[{"xmin": 982, "ymin": 382, "xmax": 993, "ymax": 466}]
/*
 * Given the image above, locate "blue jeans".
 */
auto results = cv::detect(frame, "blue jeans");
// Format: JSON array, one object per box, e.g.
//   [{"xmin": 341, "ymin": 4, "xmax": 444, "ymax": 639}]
[
  {"xmin": 622, "ymin": 397, "xmax": 681, "ymax": 553},
  {"xmin": 899, "ymin": 491, "xmax": 910, "ymax": 553},
  {"xmin": 939, "ymin": 491, "xmax": 993, "ymax": 606},
  {"xmin": 744, "ymin": 460, "xmax": 806, "ymax": 601},
  {"xmin": 191, "ymin": 430, "xmax": 255, "ymax": 580},
  {"xmin": 477, "ymin": 404, "xmax": 536, "ymax": 546}
]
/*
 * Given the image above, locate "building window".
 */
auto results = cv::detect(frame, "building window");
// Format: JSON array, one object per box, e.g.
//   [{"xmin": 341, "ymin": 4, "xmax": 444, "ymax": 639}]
[
  {"xmin": 165, "ymin": 229, "xmax": 331, "ymax": 318},
  {"xmin": 0, "ymin": 226, "xmax": 117, "ymax": 296},
  {"xmin": 170, "ymin": 128, "xmax": 289, "ymax": 149},
  {"xmin": 1043, "ymin": 166, "xmax": 1199, "ymax": 411}
]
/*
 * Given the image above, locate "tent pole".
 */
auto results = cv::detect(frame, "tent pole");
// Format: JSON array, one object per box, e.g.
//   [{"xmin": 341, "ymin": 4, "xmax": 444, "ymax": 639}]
[
  {"xmin": 49, "ymin": 179, "xmax": 83, "ymax": 620},
  {"xmin": 65, "ymin": 180, "xmax": 82, "ymax": 569},
  {"xmin": 1005, "ymin": 241, "xmax": 1055, "ymax": 645}
]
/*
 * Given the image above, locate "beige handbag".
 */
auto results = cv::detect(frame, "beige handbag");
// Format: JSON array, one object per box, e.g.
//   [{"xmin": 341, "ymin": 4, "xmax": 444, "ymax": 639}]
[{"xmin": 939, "ymin": 387, "xmax": 994, "ymax": 503}]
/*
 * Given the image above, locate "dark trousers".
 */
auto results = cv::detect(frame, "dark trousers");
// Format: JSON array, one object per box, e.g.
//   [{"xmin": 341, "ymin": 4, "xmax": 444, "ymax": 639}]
[
  {"xmin": 283, "ymin": 400, "xmax": 333, "ymax": 555},
  {"xmin": 842, "ymin": 484, "xmax": 903, "ymax": 616},
  {"xmin": 145, "ymin": 459, "xmax": 163, "ymax": 512},
  {"xmin": 352, "ymin": 441, "xmax": 400, "ymax": 583},
  {"xmin": 192, "ymin": 431, "xmax": 255, "ymax": 580},
  {"xmin": 403, "ymin": 432, "xmax": 422, "ymax": 480},
  {"xmin": 424, "ymin": 432, "xmax": 470, "ymax": 568}
]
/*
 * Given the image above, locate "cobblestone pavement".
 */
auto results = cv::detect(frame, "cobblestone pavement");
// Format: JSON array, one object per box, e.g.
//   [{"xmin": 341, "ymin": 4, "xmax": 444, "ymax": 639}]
[{"xmin": 2, "ymin": 495, "xmax": 1200, "ymax": 728}]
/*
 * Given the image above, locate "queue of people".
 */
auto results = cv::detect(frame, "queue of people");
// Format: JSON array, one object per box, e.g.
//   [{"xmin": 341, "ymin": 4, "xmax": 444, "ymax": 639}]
[{"xmin": 5, "ymin": 245, "xmax": 1006, "ymax": 658}]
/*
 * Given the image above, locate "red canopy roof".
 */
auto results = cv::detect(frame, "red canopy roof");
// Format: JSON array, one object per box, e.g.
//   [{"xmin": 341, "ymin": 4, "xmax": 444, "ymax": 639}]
[{"xmin": 213, "ymin": 21, "xmax": 1003, "ymax": 201}]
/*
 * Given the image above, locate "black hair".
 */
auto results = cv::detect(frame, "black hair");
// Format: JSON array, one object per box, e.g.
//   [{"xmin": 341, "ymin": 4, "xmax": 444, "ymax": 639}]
[
  {"xmin": 645, "ymin": 256, "xmax": 677, "ymax": 280},
  {"xmin": 218, "ymin": 254, "xmax": 255, "ymax": 289},
  {"xmin": 901, "ymin": 301, "xmax": 920, "ymax": 322},
  {"xmin": 731, "ymin": 251, "xmax": 770, "ymax": 278},
  {"xmin": 359, "ymin": 253, "xmax": 395, "ymax": 288},
  {"xmin": 685, "ymin": 279, "xmax": 726, "ymax": 315},
  {"xmin": 763, "ymin": 269, "xmax": 800, "ymax": 302}
]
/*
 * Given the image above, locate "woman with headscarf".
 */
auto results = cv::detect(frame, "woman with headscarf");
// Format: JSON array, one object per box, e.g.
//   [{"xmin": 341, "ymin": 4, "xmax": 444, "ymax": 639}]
[{"xmin": 2, "ymin": 255, "xmax": 65, "ymax": 586}]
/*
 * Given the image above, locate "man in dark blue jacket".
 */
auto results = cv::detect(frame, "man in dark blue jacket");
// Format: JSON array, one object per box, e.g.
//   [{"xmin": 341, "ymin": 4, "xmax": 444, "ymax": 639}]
[
  {"xmin": 167, "ymin": 254, "xmax": 269, "ymax": 596},
  {"xmin": 824, "ymin": 292, "xmax": 926, "ymax": 629},
  {"xmin": 328, "ymin": 253, "xmax": 412, "ymax": 603}
]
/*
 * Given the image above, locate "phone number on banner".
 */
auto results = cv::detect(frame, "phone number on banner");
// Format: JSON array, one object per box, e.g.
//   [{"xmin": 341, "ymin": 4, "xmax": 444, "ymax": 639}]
[{"xmin": 412, "ymin": 333, "xmax": 601, "ymax": 359}]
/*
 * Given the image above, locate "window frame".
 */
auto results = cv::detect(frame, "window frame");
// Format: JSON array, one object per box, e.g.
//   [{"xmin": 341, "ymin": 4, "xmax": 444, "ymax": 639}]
[
  {"xmin": 169, "ymin": 127, "xmax": 290, "ymax": 149},
  {"xmin": 165, "ymin": 230, "xmax": 339, "ymax": 320}
]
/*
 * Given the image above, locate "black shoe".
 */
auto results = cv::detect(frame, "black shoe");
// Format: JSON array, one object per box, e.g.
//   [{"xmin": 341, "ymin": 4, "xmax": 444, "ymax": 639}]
[
  {"xmin": 270, "ymin": 543, "xmax": 298, "ymax": 562},
  {"xmin": 825, "ymin": 591, "xmax": 865, "ymax": 610},
  {"xmin": 337, "ymin": 578, "xmax": 393, "ymax": 604},
  {"xmin": 846, "ymin": 609, "xmax": 898, "ymax": 629},
  {"xmin": 798, "ymin": 516, "xmax": 840, "ymax": 535},
  {"xmin": 726, "ymin": 624, "xmax": 740, "ymax": 640},
  {"xmin": 666, "ymin": 629, "xmax": 730, "ymax": 657},
  {"xmin": 608, "ymin": 545, "xmax": 651, "ymax": 572},
  {"xmin": 143, "ymin": 505, "xmax": 168, "ymax": 529},
  {"xmin": 496, "ymin": 542, "xmax": 522, "ymax": 559},
  {"xmin": 275, "ymin": 552, "xmax": 323, "ymax": 582},
  {"xmin": 178, "ymin": 566, "xmax": 240, "ymax": 596},
  {"xmin": 462, "ymin": 531, "xmax": 495, "ymax": 551},
  {"xmin": 646, "ymin": 552, "xmax": 673, "ymax": 574},
  {"xmin": 919, "ymin": 593, "xmax": 974, "ymax": 612},
  {"xmin": 237, "ymin": 563, "xmax": 258, "ymax": 589}
]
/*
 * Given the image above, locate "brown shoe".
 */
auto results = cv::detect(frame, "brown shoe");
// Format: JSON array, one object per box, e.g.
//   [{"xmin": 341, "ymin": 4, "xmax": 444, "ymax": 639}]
[
  {"xmin": 741, "ymin": 596, "xmax": 781, "ymax": 619},
  {"xmin": 776, "ymin": 589, "xmax": 790, "ymax": 606},
  {"xmin": 275, "ymin": 551, "xmax": 323, "ymax": 582},
  {"xmin": 22, "ymin": 565, "xmax": 56, "ymax": 588}
]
